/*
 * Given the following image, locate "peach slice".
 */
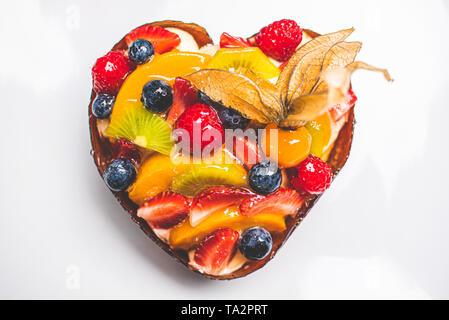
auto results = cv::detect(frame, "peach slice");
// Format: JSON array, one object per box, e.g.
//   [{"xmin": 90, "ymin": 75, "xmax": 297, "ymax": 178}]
[
  {"xmin": 261, "ymin": 124, "xmax": 312, "ymax": 168},
  {"xmin": 169, "ymin": 206, "xmax": 287, "ymax": 250},
  {"xmin": 110, "ymin": 51, "xmax": 210, "ymax": 124}
]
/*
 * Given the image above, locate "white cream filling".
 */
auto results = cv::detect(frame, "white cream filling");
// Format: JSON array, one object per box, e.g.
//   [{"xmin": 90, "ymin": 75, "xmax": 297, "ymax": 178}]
[
  {"xmin": 152, "ymin": 228, "xmax": 171, "ymax": 243},
  {"xmin": 188, "ymin": 249, "xmax": 249, "ymax": 276},
  {"xmin": 198, "ymin": 44, "xmax": 219, "ymax": 56},
  {"xmin": 165, "ymin": 27, "xmax": 200, "ymax": 52}
]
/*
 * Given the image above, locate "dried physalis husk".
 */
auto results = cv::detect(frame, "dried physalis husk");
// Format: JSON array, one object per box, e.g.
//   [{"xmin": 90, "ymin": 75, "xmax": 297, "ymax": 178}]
[
  {"xmin": 308, "ymin": 41, "xmax": 362, "ymax": 94},
  {"xmin": 185, "ymin": 68, "xmax": 282, "ymax": 123},
  {"xmin": 277, "ymin": 28, "xmax": 355, "ymax": 105},
  {"xmin": 186, "ymin": 28, "xmax": 390, "ymax": 128},
  {"xmin": 285, "ymin": 40, "xmax": 362, "ymax": 105},
  {"xmin": 280, "ymin": 61, "xmax": 392, "ymax": 127},
  {"xmin": 234, "ymin": 67, "xmax": 283, "ymax": 119},
  {"xmin": 345, "ymin": 61, "xmax": 392, "ymax": 81}
]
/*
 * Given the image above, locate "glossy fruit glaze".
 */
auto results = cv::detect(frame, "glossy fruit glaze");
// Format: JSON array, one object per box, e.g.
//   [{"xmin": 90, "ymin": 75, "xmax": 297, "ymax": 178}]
[{"xmin": 91, "ymin": 21, "xmax": 354, "ymax": 277}]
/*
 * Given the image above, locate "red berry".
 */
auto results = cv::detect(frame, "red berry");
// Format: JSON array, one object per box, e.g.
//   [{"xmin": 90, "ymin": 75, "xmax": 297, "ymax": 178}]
[
  {"xmin": 174, "ymin": 103, "xmax": 224, "ymax": 156},
  {"xmin": 240, "ymin": 188, "xmax": 304, "ymax": 217},
  {"xmin": 111, "ymin": 138, "xmax": 141, "ymax": 165},
  {"xmin": 232, "ymin": 135, "xmax": 264, "ymax": 169},
  {"xmin": 255, "ymin": 19, "xmax": 303, "ymax": 61},
  {"xmin": 125, "ymin": 25, "xmax": 180, "ymax": 54},
  {"xmin": 166, "ymin": 77, "xmax": 198, "ymax": 124},
  {"xmin": 219, "ymin": 32, "xmax": 251, "ymax": 48},
  {"xmin": 290, "ymin": 155, "xmax": 333, "ymax": 195},
  {"xmin": 137, "ymin": 192, "xmax": 189, "ymax": 229},
  {"xmin": 329, "ymin": 89, "xmax": 358, "ymax": 121},
  {"xmin": 194, "ymin": 228, "xmax": 240, "ymax": 274},
  {"xmin": 190, "ymin": 187, "xmax": 253, "ymax": 226},
  {"xmin": 279, "ymin": 61, "xmax": 288, "ymax": 70},
  {"xmin": 92, "ymin": 51, "xmax": 134, "ymax": 94},
  {"xmin": 347, "ymin": 88, "xmax": 357, "ymax": 107}
]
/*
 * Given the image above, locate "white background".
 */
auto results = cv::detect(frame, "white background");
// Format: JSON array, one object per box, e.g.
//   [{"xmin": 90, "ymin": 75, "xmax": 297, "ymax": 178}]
[{"xmin": 1, "ymin": 0, "xmax": 448, "ymax": 299}]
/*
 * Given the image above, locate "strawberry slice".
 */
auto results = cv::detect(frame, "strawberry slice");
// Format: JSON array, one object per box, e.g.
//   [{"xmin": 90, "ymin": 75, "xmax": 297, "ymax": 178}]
[
  {"xmin": 240, "ymin": 188, "xmax": 304, "ymax": 217},
  {"xmin": 232, "ymin": 135, "xmax": 265, "ymax": 169},
  {"xmin": 219, "ymin": 32, "xmax": 251, "ymax": 48},
  {"xmin": 125, "ymin": 25, "xmax": 180, "ymax": 54},
  {"xmin": 247, "ymin": 34, "xmax": 257, "ymax": 46},
  {"xmin": 193, "ymin": 228, "xmax": 240, "ymax": 274},
  {"xmin": 137, "ymin": 192, "xmax": 189, "ymax": 229},
  {"xmin": 190, "ymin": 187, "xmax": 253, "ymax": 227},
  {"xmin": 279, "ymin": 60, "xmax": 288, "ymax": 70},
  {"xmin": 329, "ymin": 89, "xmax": 358, "ymax": 121},
  {"xmin": 111, "ymin": 138, "xmax": 141, "ymax": 165},
  {"xmin": 166, "ymin": 77, "xmax": 198, "ymax": 124}
]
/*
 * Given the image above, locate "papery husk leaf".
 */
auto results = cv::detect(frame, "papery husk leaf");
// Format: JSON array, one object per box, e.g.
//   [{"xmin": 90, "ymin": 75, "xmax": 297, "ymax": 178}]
[
  {"xmin": 234, "ymin": 67, "xmax": 284, "ymax": 119},
  {"xmin": 287, "ymin": 41, "xmax": 362, "ymax": 104},
  {"xmin": 185, "ymin": 69, "xmax": 282, "ymax": 123},
  {"xmin": 277, "ymin": 28, "xmax": 355, "ymax": 105},
  {"xmin": 281, "ymin": 61, "xmax": 391, "ymax": 127},
  {"xmin": 310, "ymin": 41, "xmax": 362, "ymax": 94},
  {"xmin": 285, "ymin": 45, "xmax": 334, "ymax": 104},
  {"xmin": 346, "ymin": 61, "xmax": 392, "ymax": 81}
]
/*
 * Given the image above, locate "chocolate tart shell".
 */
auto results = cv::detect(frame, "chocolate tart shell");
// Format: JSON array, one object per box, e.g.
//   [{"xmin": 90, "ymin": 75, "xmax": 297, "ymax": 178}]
[{"xmin": 89, "ymin": 21, "xmax": 355, "ymax": 280}]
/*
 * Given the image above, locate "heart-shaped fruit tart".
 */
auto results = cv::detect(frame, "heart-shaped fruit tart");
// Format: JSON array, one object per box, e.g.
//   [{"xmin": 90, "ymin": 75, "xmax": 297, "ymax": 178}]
[{"xmin": 89, "ymin": 19, "xmax": 390, "ymax": 279}]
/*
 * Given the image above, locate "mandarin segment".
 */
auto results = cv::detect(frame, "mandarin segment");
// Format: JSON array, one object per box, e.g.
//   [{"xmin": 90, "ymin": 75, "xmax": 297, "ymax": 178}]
[
  {"xmin": 261, "ymin": 124, "xmax": 312, "ymax": 168},
  {"xmin": 113, "ymin": 51, "xmax": 210, "ymax": 118},
  {"xmin": 128, "ymin": 154, "xmax": 191, "ymax": 205},
  {"xmin": 169, "ymin": 206, "xmax": 287, "ymax": 250}
]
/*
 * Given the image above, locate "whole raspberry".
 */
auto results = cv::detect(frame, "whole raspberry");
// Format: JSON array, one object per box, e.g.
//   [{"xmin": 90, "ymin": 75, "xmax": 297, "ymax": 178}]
[
  {"xmin": 255, "ymin": 19, "xmax": 303, "ymax": 62},
  {"xmin": 290, "ymin": 155, "xmax": 333, "ymax": 195},
  {"xmin": 174, "ymin": 103, "xmax": 224, "ymax": 156},
  {"xmin": 92, "ymin": 51, "xmax": 134, "ymax": 94}
]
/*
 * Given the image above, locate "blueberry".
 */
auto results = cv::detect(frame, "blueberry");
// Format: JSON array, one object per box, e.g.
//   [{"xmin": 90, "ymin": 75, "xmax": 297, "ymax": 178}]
[
  {"xmin": 249, "ymin": 161, "xmax": 282, "ymax": 195},
  {"xmin": 239, "ymin": 227, "xmax": 273, "ymax": 260},
  {"xmin": 141, "ymin": 80, "xmax": 173, "ymax": 113},
  {"xmin": 92, "ymin": 94, "xmax": 115, "ymax": 119},
  {"xmin": 198, "ymin": 91, "xmax": 250, "ymax": 129},
  {"xmin": 218, "ymin": 107, "xmax": 250, "ymax": 129},
  {"xmin": 128, "ymin": 39, "xmax": 154, "ymax": 65},
  {"xmin": 198, "ymin": 91, "xmax": 217, "ymax": 106},
  {"xmin": 103, "ymin": 158, "xmax": 136, "ymax": 192}
]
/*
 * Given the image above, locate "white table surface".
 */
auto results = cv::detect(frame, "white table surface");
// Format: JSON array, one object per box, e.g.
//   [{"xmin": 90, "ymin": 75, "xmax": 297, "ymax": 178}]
[{"xmin": 1, "ymin": 0, "xmax": 448, "ymax": 299}]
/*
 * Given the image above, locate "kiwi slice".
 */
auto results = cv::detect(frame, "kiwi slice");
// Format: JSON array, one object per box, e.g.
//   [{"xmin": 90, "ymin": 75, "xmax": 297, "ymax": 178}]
[
  {"xmin": 207, "ymin": 48, "xmax": 280, "ymax": 80},
  {"xmin": 105, "ymin": 102, "xmax": 173, "ymax": 155},
  {"xmin": 170, "ymin": 164, "xmax": 248, "ymax": 197}
]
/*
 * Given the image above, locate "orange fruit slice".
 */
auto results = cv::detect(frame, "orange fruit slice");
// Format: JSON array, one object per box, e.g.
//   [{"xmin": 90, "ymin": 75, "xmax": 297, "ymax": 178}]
[
  {"xmin": 261, "ymin": 124, "xmax": 312, "ymax": 168},
  {"xmin": 128, "ymin": 153, "xmax": 191, "ymax": 205},
  {"xmin": 169, "ymin": 206, "xmax": 286, "ymax": 250}
]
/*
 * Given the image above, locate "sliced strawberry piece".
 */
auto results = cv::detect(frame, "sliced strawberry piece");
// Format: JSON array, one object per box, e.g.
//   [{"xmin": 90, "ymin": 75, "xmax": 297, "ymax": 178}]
[
  {"xmin": 347, "ymin": 88, "xmax": 357, "ymax": 106},
  {"xmin": 194, "ymin": 228, "xmax": 240, "ymax": 274},
  {"xmin": 279, "ymin": 60, "xmax": 288, "ymax": 70},
  {"xmin": 190, "ymin": 187, "xmax": 253, "ymax": 227},
  {"xmin": 232, "ymin": 135, "xmax": 265, "ymax": 169},
  {"xmin": 166, "ymin": 77, "xmax": 198, "ymax": 124},
  {"xmin": 240, "ymin": 188, "xmax": 304, "ymax": 217},
  {"xmin": 137, "ymin": 192, "xmax": 189, "ymax": 229},
  {"xmin": 329, "ymin": 89, "xmax": 358, "ymax": 121},
  {"xmin": 247, "ymin": 34, "xmax": 257, "ymax": 46},
  {"xmin": 111, "ymin": 138, "xmax": 141, "ymax": 166},
  {"xmin": 125, "ymin": 25, "xmax": 180, "ymax": 54},
  {"xmin": 219, "ymin": 32, "xmax": 251, "ymax": 48}
]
